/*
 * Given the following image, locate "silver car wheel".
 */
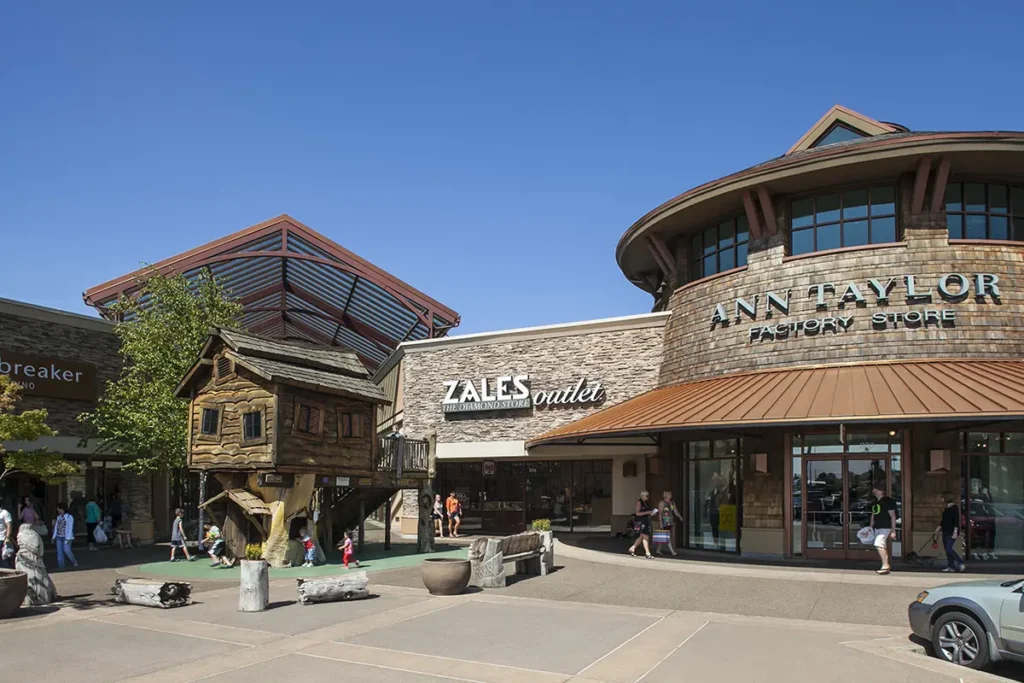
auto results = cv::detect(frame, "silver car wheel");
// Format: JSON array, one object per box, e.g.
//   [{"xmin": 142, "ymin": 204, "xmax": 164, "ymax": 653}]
[{"xmin": 938, "ymin": 620, "xmax": 980, "ymax": 665}]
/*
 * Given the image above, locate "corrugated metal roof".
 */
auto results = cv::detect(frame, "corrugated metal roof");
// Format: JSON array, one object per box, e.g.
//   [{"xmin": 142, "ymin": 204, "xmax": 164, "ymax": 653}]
[
  {"xmin": 527, "ymin": 359, "xmax": 1024, "ymax": 447},
  {"xmin": 83, "ymin": 214, "xmax": 459, "ymax": 372}
]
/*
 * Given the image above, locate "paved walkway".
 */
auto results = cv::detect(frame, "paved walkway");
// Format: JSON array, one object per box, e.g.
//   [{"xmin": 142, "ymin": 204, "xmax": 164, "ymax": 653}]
[
  {"xmin": 136, "ymin": 542, "xmax": 467, "ymax": 580},
  {"xmin": 0, "ymin": 577, "xmax": 1010, "ymax": 683},
  {"xmin": 555, "ymin": 537, "xmax": 1014, "ymax": 586}
]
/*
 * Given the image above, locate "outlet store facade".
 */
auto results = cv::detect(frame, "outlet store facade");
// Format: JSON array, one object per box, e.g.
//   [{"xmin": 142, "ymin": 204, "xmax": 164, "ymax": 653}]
[{"xmin": 386, "ymin": 106, "xmax": 1024, "ymax": 564}]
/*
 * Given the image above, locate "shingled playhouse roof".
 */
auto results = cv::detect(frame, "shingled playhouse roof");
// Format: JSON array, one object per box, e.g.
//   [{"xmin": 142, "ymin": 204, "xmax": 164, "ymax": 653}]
[{"xmin": 176, "ymin": 327, "xmax": 389, "ymax": 404}]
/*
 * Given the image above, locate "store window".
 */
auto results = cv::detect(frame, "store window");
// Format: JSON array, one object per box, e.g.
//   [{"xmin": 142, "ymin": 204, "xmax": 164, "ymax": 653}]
[
  {"xmin": 790, "ymin": 186, "xmax": 897, "ymax": 255},
  {"xmin": 689, "ymin": 215, "xmax": 749, "ymax": 281},
  {"xmin": 962, "ymin": 432, "xmax": 1024, "ymax": 561},
  {"xmin": 685, "ymin": 439, "xmax": 741, "ymax": 552},
  {"xmin": 946, "ymin": 182, "xmax": 1024, "ymax": 241}
]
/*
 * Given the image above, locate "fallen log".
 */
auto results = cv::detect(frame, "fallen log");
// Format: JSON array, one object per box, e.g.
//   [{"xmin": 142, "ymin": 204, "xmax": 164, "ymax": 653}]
[
  {"xmin": 296, "ymin": 571, "xmax": 369, "ymax": 604},
  {"xmin": 112, "ymin": 579, "xmax": 192, "ymax": 608}
]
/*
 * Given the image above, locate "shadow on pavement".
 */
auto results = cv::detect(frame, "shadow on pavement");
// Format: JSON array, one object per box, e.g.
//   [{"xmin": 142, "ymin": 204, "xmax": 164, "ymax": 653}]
[{"xmin": 562, "ymin": 533, "xmax": 1024, "ymax": 575}]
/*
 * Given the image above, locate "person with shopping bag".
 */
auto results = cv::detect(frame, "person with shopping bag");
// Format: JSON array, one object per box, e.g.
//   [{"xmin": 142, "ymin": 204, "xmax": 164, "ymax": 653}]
[{"xmin": 654, "ymin": 491, "xmax": 683, "ymax": 557}]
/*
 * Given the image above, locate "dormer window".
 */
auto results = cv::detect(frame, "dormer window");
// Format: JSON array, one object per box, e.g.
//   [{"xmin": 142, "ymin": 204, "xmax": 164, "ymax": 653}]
[{"xmin": 810, "ymin": 123, "xmax": 867, "ymax": 148}]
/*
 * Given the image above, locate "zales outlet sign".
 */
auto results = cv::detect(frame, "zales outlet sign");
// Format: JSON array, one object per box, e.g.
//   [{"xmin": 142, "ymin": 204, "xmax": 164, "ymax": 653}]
[
  {"xmin": 708, "ymin": 273, "xmax": 1002, "ymax": 343},
  {"xmin": 441, "ymin": 375, "xmax": 605, "ymax": 414}
]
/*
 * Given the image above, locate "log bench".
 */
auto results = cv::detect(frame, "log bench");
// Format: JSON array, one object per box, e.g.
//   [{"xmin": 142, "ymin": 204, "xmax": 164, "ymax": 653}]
[
  {"xmin": 296, "ymin": 572, "xmax": 370, "ymax": 604},
  {"xmin": 469, "ymin": 531, "xmax": 554, "ymax": 589},
  {"xmin": 112, "ymin": 579, "xmax": 192, "ymax": 608}
]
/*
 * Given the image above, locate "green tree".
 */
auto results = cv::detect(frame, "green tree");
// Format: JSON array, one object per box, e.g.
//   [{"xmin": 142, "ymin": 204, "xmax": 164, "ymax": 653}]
[
  {"xmin": 0, "ymin": 375, "xmax": 78, "ymax": 484},
  {"xmin": 79, "ymin": 268, "xmax": 243, "ymax": 472}
]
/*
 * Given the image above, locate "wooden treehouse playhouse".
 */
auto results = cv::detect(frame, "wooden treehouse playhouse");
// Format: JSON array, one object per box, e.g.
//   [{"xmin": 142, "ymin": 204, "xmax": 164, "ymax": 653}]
[{"xmin": 176, "ymin": 328, "xmax": 428, "ymax": 567}]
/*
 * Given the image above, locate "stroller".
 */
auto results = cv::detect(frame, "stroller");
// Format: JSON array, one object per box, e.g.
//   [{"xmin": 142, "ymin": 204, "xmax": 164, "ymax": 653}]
[{"xmin": 615, "ymin": 515, "xmax": 640, "ymax": 540}]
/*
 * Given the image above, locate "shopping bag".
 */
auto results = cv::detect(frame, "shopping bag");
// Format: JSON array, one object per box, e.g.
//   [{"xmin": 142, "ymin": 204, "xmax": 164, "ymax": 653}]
[
  {"xmin": 652, "ymin": 530, "xmax": 671, "ymax": 544},
  {"xmin": 93, "ymin": 526, "xmax": 108, "ymax": 544},
  {"xmin": 856, "ymin": 526, "xmax": 875, "ymax": 545}
]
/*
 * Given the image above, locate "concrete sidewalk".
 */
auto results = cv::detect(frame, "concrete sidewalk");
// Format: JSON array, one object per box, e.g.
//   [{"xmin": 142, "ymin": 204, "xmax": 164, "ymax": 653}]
[
  {"xmin": 0, "ymin": 577, "xmax": 1012, "ymax": 683},
  {"xmin": 556, "ymin": 535, "xmax": 1020, "ymax": 586}
]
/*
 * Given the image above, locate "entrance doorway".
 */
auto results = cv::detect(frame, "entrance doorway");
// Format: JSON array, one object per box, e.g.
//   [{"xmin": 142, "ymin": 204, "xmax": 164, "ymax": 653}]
[{"xmin": 802, "ymin": 456, "xmax": 889, "ymax": 560}]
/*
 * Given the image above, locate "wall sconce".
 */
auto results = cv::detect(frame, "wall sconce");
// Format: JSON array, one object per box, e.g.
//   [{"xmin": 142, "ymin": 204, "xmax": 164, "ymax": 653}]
[
  {"xmin": 750, "ymin": 452, "xmax": 768, "ymax": 474},
  {"xmin": 929, "ymin": 450, "xmax": 951, "ymax": 473},
  {"xmin": 622, "ymin": 460, "xmax": 638, "ymax": 478}
]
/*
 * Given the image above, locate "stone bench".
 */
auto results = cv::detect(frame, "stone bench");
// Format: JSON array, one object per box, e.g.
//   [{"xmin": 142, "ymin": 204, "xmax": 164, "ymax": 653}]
[{"xmin": 469, "ymin": 531, "xmax": 554, "ymax": 588}]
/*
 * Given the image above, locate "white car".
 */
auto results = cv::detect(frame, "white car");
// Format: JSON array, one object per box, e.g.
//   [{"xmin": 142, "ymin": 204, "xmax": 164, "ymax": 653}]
[{"xmin": 909, "ymin": 578, "xmax": 1024, "ymax": 670}]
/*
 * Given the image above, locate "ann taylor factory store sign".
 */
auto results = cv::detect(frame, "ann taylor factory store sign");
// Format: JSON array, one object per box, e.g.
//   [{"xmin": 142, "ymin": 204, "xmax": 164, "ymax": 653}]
[
  {"xmin": 441, "ymin": 375, "xmax": 605, "ymax": 414},
  {"xmin": 708, "ymin": 273, "xmax": 1002, "ymax": 343}
]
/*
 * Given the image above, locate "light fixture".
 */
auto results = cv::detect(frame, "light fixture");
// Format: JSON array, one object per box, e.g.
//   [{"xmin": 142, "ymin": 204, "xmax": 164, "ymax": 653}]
[{"xmin": 888, "ymin": 430, "xmax": 897, "ymax": 437}]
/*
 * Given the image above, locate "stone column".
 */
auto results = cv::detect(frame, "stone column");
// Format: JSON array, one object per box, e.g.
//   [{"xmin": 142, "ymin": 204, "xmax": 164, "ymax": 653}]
[{"xmin": 122, "ymin": 471, "xmax": 155, "ymax": 544}]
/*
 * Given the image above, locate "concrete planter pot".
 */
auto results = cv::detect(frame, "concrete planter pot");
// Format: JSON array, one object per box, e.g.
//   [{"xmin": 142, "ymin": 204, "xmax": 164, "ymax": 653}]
[
  {"xmin": 421, "ymin": 558, "xmax": 470, "ymax": 596},
  {"xmin": 0, "ymin": 569, "xmax": 28, "ymax": 618}
]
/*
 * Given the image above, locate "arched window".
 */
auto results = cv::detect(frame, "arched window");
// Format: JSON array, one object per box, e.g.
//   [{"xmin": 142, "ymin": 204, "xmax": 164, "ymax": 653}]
[
  {"xmin": 689, "ymin": 215, "xmax": 749, "ymax": 281},
  {"xmin": 945, "ymin": 182, "xmax": 1024, "ymax": 241}
]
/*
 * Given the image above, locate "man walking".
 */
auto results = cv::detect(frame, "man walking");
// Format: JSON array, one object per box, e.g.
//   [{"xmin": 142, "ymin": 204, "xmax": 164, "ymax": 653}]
[
  {"xmin": 0, "ymin": 503, "xmax": 13, "ymax": 569},
  {"xmin": 445, "ymin": 491, "xmax": 462, "ymax": 538},
  {"xmin": 52, "ymin": 503, "xmax": 79, "ymax": 570},
  {"xmin": 869, "ymin": 486, "xmax": 897, "ymax": 575}
]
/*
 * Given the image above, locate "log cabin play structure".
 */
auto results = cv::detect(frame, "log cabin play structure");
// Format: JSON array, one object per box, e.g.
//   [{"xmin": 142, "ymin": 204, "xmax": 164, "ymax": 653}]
[{"xmin": 176, "ymin": 328, "xmax": 429, "ymax": 567}]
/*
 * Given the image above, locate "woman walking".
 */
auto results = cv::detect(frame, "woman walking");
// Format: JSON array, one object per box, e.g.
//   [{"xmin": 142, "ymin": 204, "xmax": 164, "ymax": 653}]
[
  {"xmin": 628, "ymin": 490, "xmax": 656, "ymax": 559},
  {"xmin": 19, "ymin": 495, "xmax": 38, "ymax": 527},
  {"xmin": 52, "ymin": 503, "xmax": 79, "ymax": 570},
  {"xmin": 655, "ymin": 490, "xmax": 684, "ymax": 556},
  {"xmin": 936, "ymin": 491, "xmax": 965, "ymax": 573},
  {"xmin": 431, "ymin": 494, "xmax": 445, "ymax": 537}
]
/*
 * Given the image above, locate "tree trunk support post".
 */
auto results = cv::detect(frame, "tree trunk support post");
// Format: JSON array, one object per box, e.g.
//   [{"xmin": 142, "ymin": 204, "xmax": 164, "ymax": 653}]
[{"xmin": 418, "ymin": 426, "xmax": 438, "ymax": 554}]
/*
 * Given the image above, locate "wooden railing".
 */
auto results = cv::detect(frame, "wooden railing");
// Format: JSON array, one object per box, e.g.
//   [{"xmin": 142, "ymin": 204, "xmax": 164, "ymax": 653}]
[{"xmin": 375, "ymin": 436, "xmax": 428, "ymax": 475}]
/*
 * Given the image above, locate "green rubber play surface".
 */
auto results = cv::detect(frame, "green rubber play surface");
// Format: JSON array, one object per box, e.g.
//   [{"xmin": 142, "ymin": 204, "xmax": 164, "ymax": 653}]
[{"xmin": 135, "ymin": 542, "xmax": 467, "ymax": 580}]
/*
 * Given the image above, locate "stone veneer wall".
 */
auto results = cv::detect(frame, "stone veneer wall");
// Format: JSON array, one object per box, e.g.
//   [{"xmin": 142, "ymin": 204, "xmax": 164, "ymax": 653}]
[
  {"xmin": 660, "ymin": 232, "xmax": 1024, "ymax": 385},
  {"xmin": 401, "ymin": 324, "xmax": 666, "ymax": 443},
  {"xmin": 0, "ymin": 310, "xmax": 120, "ymax": 434}
]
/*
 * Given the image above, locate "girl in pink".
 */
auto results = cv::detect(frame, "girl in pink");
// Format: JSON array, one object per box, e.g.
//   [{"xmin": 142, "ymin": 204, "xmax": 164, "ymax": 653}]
[{"xmin": 339, "ymin": 531, "xmax": 360, "ymax": 569}]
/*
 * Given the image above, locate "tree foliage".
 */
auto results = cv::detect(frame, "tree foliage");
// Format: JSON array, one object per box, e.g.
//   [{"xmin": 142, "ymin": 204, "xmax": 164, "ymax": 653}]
[
  {"xmin": 0, "ymin": 375, "xmax": 77, "ymax": 484},
  {"xmin": 79, "ymin": 268, "xmax": 243, "ymax": 472}
]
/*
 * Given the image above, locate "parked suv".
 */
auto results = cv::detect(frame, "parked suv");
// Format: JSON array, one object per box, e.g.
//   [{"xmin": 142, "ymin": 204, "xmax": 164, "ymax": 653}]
[{"xmin": 908, "ymin": 578, "xmax": 1024, "ymax": 670}]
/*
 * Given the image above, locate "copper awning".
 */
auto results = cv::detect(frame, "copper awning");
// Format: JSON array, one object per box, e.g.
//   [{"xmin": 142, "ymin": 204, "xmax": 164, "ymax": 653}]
[{"xmin": 527, "ymin": 359, "xmax": 1024, "ymax": 447}]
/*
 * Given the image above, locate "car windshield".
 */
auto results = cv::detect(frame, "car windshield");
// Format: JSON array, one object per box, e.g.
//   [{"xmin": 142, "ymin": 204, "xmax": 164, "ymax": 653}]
[{"xmin": 1000, "ymin": 579, "xmax": 1024, "ymax": 588}]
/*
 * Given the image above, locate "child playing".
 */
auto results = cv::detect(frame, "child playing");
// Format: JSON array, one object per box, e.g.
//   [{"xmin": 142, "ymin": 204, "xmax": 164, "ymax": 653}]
[
  {"xmin": 300, "ymin": 527, "xmax": 316, "ymax": 567},
  {"xmin": 202, "ymin": 522, "xmax": 234, "ymax": 568},
  {"xmin": 338, "ymin": 531, "xmax": 360, "ymax": 569},
  {"xmin": 169, "ymin": 508, "xmax": 193, "ymax": 562}
]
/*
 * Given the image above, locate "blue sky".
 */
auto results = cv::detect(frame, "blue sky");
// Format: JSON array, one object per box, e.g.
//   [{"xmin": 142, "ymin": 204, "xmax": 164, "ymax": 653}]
[{"xmin": 2, "ymin": 2, "xmax": 1022, "ymax": 334}]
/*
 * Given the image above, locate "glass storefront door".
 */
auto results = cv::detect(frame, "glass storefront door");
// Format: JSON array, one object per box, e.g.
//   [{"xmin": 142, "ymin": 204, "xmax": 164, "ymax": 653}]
[{"xmin": 803, "ymin": 456, "xmax": 888, "ymax": 559}]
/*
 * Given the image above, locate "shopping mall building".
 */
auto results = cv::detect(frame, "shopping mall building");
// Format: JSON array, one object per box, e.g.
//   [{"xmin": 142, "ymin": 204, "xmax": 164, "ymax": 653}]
[{"xmin": 381, "ymin": 105, "xmax": 1024, "ymax": 564}]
